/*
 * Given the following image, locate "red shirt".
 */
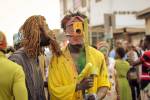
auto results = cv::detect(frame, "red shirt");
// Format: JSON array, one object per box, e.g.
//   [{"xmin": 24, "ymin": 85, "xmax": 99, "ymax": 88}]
[{"xmin": 140, "ymin": 51, "xmax": 150, "ymax": 80}]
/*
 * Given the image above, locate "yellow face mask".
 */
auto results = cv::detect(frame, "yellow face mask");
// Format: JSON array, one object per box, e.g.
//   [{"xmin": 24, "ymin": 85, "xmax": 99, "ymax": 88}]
[{"xmin": 73, "ymin": 22, "xmax": 83, "ymax": 35}]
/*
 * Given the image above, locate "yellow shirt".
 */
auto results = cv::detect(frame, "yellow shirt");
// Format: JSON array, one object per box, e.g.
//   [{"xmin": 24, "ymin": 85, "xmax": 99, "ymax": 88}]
[
  {"xmin": 48, "ymin": 46, "xmax": 110, "ymax": 100},
  {"xmin": 0, "ymin": 51, "xmax": 28, "ymax": 100}
]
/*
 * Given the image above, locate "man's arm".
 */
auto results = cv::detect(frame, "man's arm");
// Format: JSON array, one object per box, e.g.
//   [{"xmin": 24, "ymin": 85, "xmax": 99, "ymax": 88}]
[
  {"xmin": 97, "ymin": 54, "xmax": 110, "ymax": 100},
  {"xmin": 132, "ymin": 58, "xmax": 142, "ymax": 67}
]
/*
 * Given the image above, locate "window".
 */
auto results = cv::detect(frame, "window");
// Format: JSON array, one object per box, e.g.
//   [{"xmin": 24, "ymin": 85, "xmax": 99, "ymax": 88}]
[{"xmin": 91, "ymin": 32, "xmax": 104, "ymax": 45}]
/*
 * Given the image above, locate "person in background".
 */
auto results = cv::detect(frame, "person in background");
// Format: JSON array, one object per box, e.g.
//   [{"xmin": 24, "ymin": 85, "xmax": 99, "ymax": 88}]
[
  {"xmin": 115, "ymin": 47, "xmax": 132, "ymax": 100},
  {"xmin": 132, "ymin": 35, "xmax": 150, "ymax": 100},
  {"xmin": 0, "ymin": 31, "xmax": 28, "ymax": 100},
  {"xmin": 9, "ymin": 15, "xmax": 61, "ymax": 100},
  {"xmin": 109, "ymin": 40, "xmax": 123, "ymax": 59},
  {"xmin": 122, "ymin": 40, "xmax": 129, "ymax": 53},
  {"xmin": 48, "ymin": 12, "xmax": 110, "ymax": 100},
  {"xmin": 97, "ymin": 41, "xmax": 117, "ymax": 100},
  {"xmin": 126, "ymin": 44, "xmax": 139, "ymax": 65},
  {"xmin": 13, "ymin": 32, "xmax": 22, "ymax": 50},
  {"xmin": 144, "ymin": 83, "xmax": 150, "ymax": 99},
  {"xmin": 126, "ymin": 44, "xmax": 140, "ymax": 100},
  {"xmin": 135, "ymin": 39, "xmax": 144, "ymax": 58}
]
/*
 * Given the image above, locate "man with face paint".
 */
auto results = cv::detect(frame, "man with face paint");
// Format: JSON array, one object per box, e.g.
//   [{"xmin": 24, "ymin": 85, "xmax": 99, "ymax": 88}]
[
  {"xmin": 9, "ymin": 15, "xmax": 61, "ymax": 100},
  {"xmin": 48, "ymin": 12, "xmax": 110, "ymax": 100}
]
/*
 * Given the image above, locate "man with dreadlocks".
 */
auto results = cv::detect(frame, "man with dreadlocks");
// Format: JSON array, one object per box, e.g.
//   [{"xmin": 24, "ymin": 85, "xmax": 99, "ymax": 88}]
[
  {"xmin": 9, "ymin": 15, "xmax": 61, "ymax": 100},
  {"xmin": 48, "ymin": 12, "xmax": 110, "ymax": 100}
]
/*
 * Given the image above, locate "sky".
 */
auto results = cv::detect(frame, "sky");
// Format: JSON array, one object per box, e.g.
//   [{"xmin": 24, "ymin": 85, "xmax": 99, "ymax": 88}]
[{"xmin": 0, "ymin": 0, "xmax": 60, "ymax": 46}]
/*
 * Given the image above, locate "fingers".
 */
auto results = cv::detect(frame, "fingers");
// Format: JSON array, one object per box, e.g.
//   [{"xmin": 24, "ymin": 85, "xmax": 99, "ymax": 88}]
[
  {"xmin": 86, "ymin": 77, "xmax": 94, "ymax": 88},
  {"xmin": 87, "ymin": 81, "xmax": 93, "ymax": 88},
  {"xmin": 87, "ymin": 95, "xmax": 95, "ymax": 100},
  {"xmin": 87, "ymin": 77, "xmax": 94, "ymax": 82},
  {"xmin": 80, "ymin": 76, "xmax": 95, "ymax": 90}
]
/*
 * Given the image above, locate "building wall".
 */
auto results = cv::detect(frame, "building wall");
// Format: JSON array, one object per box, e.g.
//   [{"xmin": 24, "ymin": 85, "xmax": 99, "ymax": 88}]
[
  {"xmin": 59, "ymin": 0, "xmax": 74, "ymax": 18},
  {"xmin": 66, "ymin": 0, "xmax": 74, "ymax": 12},
  {"xmin": 59, "ymin": 0, "xmax": 149, "ymax": 45},
  {"xmin": 113, "ymin": 32, "xmax": 145, "ymax": 46},
  {"xmin": 60, "ymin": 0, "xmax": 150, "ymax": 27},
  {"xmin": 90, "ymin": 0, "xmax": 150, "ymax": 28},
  {"xmin": 60, "ymin": 0, "xmax": 64, "ymax": 18},
  {"xmin": 90, "ymin": 0, "xmax": 112, "ymax": 26},
  {"xmin": 130, "ymin": 33, "xmax": 145, "ymax": 46},
  {"xmin": 113, "ymin": 0, "xmax": 150, "ymax": 28},
  {"xmin": 112, "ymin": 0, "xmax": 150, "ymax": 11}
]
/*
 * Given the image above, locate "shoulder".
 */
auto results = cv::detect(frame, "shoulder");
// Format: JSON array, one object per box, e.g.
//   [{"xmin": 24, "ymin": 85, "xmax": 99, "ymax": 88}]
[
  {"xmin": 2, "ymin": 57, "xmax": 24, "ymax": 74},
  {"xmin": 50, "ymin": 51, "xmax": 66, "ymax": 67},
  {"xmin": 124, "ymin": 60, "xmax": 130, "ymax": 66},
  {"xmin": 88, "ymin": 46, "xmax": 104, "ymax": 58},
  {"xmin": 143, "ymin": 50, "xmax": 150, "ymax": 56},
  {"xmin": 9, "ymin": 48, "xmax": 26, "ymax": 65}
]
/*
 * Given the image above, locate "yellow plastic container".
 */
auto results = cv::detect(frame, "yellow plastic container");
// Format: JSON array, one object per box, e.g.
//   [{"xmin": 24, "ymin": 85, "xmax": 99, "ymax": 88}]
[{"xmin": 77, "ymin": 62, "xmax": 99, "ymax": 94}]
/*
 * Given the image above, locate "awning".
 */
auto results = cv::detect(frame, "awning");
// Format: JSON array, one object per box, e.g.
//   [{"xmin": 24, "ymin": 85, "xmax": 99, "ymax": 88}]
[{"xmin": 136, "ymin": 7, "xmax": 150, "ymax": 19}]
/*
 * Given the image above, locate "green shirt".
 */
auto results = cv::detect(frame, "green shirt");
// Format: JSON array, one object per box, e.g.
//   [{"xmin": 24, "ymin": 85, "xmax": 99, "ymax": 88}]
[
  {"xmin": 76, "ymin": 49, "xmax": 86, "ymax": 74},
  {"xmin": 0, "ymin": 51, "xmax": 28, "ymax": 100}
]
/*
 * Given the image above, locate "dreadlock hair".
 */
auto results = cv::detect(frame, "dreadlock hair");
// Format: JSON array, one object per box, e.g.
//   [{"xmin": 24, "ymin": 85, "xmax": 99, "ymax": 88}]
[
  {"xmin": 21, "ymin": 15, "xmax": 62, "ymax": 57},
  {"xmin": 61, "ymin": 12, "xmax": 87, "ymax": 31}
]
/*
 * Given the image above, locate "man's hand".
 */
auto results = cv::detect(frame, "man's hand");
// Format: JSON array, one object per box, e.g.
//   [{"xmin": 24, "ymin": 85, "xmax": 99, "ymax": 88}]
[
  {"xmin": 87, "ymin": 94, "xmax": 96, "ymax": 100},
  {"xmin": 97, "ymin": 87, "xmax": 108, "ymax": 100},
  {"xmin": 76, "ymin": 76, "xmax": 94, "ymax": 91}
]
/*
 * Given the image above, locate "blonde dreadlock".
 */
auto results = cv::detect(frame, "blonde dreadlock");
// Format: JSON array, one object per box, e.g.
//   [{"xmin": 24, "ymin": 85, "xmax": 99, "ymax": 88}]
[{"xmin": 21, "ymin": 15, "xmax": 61, "ymax": 57}]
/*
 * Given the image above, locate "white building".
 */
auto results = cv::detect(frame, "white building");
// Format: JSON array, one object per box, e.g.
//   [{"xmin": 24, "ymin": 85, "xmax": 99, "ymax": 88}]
[{"xmin": 60, "ymin": 0, "xmax": 150, "ymax": 45}]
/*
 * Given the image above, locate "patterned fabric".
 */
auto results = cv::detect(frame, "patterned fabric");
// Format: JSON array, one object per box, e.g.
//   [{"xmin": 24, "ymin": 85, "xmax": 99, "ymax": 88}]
[
  {"xmin": 140, "ymin": 50, "xmax": 150, "ymax": 89},
  {"xmin": 0, "ymin": 31, "xmax": 7, "ymax": 49},
  {"xmin": 66, "ymin": 16, "xmax": 84, "ymax": 26},
  {"xmin": 9, "ymin": 48, "xmax": 46, "ymax": 100}
]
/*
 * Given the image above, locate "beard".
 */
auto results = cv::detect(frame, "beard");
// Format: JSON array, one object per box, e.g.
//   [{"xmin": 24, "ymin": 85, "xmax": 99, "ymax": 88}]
[
  {"xmin": 40, "ymin": 34, "xmax": 50, "ymax": 47},
  {"xmin": 68, "ymin": 44, "xmax": 84, "ymax": 53}
]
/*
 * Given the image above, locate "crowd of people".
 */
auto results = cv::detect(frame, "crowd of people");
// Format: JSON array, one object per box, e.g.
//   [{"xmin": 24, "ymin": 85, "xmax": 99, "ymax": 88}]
[
  {"xmin": 0, "ymin": 12, "xmax": 150, "ymax": 100},
  {"xmin": 95, "ymin": 37, "xmax": 150, "ymax": 100}
]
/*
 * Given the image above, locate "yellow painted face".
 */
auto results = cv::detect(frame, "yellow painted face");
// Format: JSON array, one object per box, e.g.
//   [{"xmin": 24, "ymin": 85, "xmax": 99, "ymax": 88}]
[
  {"xmin": 73, "ymin": 22, "xmax": 83, "ymax": 35},
  {"xmin": 66, "ymin": 21, "xmax": 84, "ymax": 45}
]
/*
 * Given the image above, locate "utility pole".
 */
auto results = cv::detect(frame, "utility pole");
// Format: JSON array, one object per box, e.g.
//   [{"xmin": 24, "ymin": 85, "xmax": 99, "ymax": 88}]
[{"xmin": 104, "ymin": 13, "xmax": 115, "ymax": 49}]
